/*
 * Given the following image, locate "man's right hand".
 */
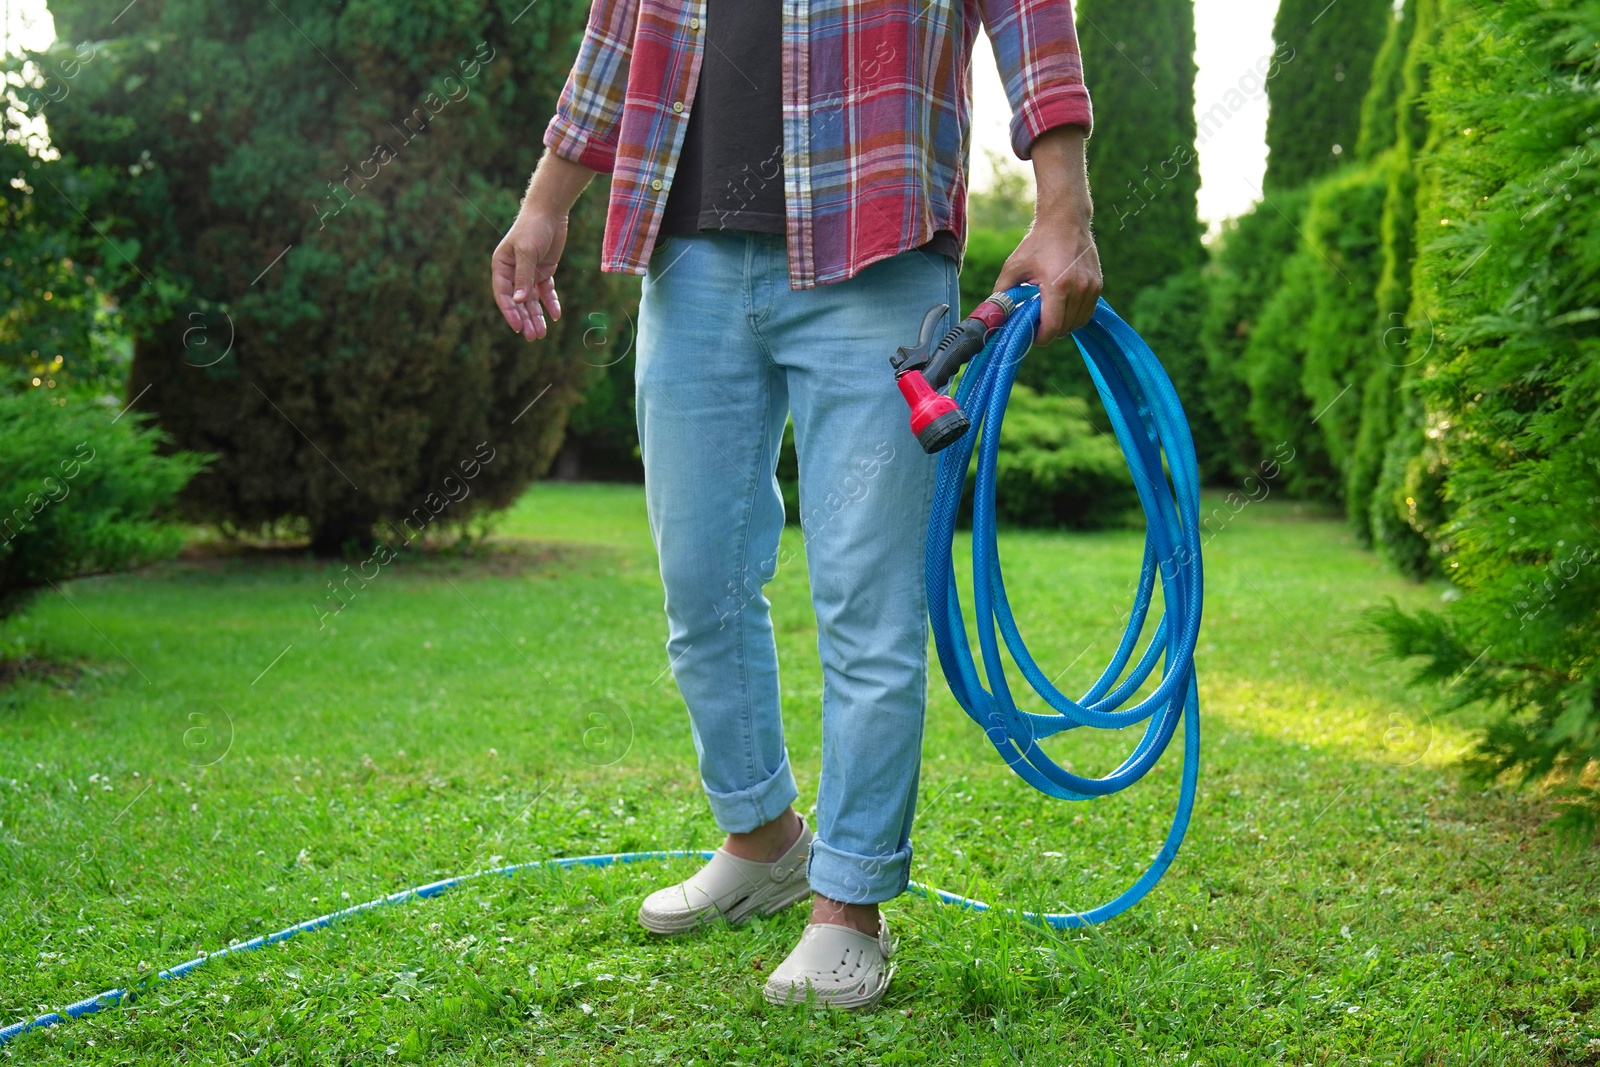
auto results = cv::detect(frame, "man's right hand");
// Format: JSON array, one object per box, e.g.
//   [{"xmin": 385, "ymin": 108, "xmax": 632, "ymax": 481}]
[
  {"xmin": 493, "ymin": 209, "xmax": 568, "ymax": 341},
  {"xmin": 492, "ymin": 150, "xmax": 598, "ymax": 343}
]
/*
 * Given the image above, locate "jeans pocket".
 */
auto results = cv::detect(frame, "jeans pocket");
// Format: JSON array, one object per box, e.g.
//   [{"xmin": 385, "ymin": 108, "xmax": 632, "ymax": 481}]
[{"xmin": 648, "ymin": 233, "xmax": 680, "ymax": 274}]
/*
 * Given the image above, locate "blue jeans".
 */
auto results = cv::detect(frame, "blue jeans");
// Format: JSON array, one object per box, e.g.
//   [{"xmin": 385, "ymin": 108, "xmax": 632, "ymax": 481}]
[{"xmin": 635, "ymin": 230, "xmax": 959, "ymax": 904}]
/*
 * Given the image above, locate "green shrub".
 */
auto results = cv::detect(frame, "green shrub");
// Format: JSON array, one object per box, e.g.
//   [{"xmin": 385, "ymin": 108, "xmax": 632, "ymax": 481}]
[
  {"xmin": 32, "ymin": 0, "xmax": 620, "ymax": 555},
  {"xmin": 1234, "ymin": 159, "xmax": 1386, "ymax": 508},
  {"xmin": 1368, "ymin": 0, "xmax": 1600, "ymax": 831},
  {"xmin": 778, "ymin": 385, "xmax": 1136, "ymax": 532},
  {"xmin": 1357, "ymin": 0, "xmax": 1440, "ymax": 568},
  {"xmin": 1263, "ymin": 0, "xmax": 1392, "ymax": 189},
  {"xmin": 959, "ymin": 384, "xmax": 1138, "ymax": 530},
  {"xmin": 1129, "ymin": 268, "xmax": 1231, "ymax": 484},
  {"xmin": 1298, "ymin": 165, "xmax": 1387, "ymax": 474},
  {"xmin": 0, "ymin": 394, "xmax": 205, "ymax": 617},
  {"xmin": 1354, "ymin": 0, "xmax": 1415, "ymax": 163},
  {"xmin": 556, "ymin": 289, "xmax": 646, "ymax": 482}
]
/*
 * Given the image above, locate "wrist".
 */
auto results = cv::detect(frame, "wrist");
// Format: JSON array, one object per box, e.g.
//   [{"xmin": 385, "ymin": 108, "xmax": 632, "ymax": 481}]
[
  {"xmin": 1029, "ymin": 125, "xmax": 1092, "ymax": 228},
  {"xmin": 523, "ymin": 148, "xmax": 596, "ymax": 218},
  {"xmin": 1033, "ymin": 188, "xmax": 1093, "ymax": 231}
]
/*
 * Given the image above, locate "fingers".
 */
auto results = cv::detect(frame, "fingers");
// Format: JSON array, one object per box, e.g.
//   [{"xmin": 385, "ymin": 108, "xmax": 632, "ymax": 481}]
[
  {"xmin": 1061, "ymin": 281, "xmax": 1095, "ymax": 336},
  {"xmin": 508, "ymin": 254, "xmax": 545, "ymax": 340},
  {"xmin": 537, "ymin": 276, "xmax": 561, "ymax": 323},
  {"xmin": 1071, "ymin": 271, "xmax": 1104, "ymax": 333},
  {"xmin": 514, "ymin": 268, "xmax": 565, "ymax": 339},
  {"xmin": 1036, "ymin": 281, "xmax": 1067, "ymax": 345},
  {"xmin": 996, "ymin": 249, "xmax": 1052, "ymax": 342},
  {"xmin": 1047, "ymin": 252, "xmax": 1103, "ymax": 341},
  {"xmin": 492, "ymin": 238, "xmax": 544, "ymax": 339},
  {"xmin": 491, "ymin": 244, "xmax": 524, "ymax": 333},
  {"xmin": 512, "ymin": 246, "xmax": 536, "ymax": 316},
  {"xmin": 493, "ymin": 220, "xmax": 564, "ymax": 342}
]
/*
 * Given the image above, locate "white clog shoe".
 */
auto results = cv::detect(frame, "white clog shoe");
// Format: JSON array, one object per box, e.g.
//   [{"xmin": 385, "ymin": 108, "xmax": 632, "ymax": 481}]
[
  {"xmin": 637, "ymin": 817, "xmax": 813, "ymax": 934},
  {"xmin": 762, "ymin": 914, "xmax": 895, "ymax": 1011}
]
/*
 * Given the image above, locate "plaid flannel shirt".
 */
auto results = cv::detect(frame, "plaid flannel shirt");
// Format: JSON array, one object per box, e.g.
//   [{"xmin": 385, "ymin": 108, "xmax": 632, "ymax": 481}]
[{"xmin": 544, "ymin": 0, "xmax": 1093, "ymax": 289}]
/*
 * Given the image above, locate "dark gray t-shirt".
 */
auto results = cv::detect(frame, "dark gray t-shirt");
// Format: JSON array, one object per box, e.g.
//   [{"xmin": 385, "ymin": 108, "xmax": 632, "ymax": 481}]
[{"xmin": 656, "ymin": 0, "xmax": 959, "ymax": 263}]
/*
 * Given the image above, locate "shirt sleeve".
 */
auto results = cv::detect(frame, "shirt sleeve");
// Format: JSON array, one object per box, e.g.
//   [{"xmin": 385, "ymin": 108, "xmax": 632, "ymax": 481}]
[
  {"xmin": 978, "ymin": 0, "xmax": 1095, "ymax": 159},
  {"xmin": 543, "ymin": 0, "xmax": 642, "ymax": 174}
]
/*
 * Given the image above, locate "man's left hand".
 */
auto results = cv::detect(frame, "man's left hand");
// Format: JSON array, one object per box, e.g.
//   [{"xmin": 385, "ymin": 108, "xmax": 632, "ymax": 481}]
[
  {"xmin": 995, "ymin": 215, "xmax": 1102, "ymax": 345},
  {"xmin": 992, "ymin": 126, "xmax": 1103, "ymax": 345}
]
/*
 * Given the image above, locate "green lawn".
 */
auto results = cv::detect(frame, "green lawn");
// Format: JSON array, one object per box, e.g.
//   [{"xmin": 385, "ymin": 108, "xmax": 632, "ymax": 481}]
[{"xmin": 1, "ymin": 483, "xmax": 1595, "ymax": 1065}]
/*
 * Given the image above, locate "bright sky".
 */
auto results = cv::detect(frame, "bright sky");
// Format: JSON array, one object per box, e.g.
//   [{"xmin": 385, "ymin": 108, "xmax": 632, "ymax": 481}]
[{"xmin": 6, "ymin": 0, "xmax": 1280, "ymax": 231}]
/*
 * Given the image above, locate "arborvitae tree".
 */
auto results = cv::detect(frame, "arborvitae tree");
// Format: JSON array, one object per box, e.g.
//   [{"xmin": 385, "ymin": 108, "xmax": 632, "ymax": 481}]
[
  {"xmin": 1076, "ymin": 0, "xmax": 1204, "ymax": 309},
  {"xmin": 1341, "ymin": 0, "xmax": 1417, "ymax": 547},
  {"xmin": 1235, "ymin": 158, "xmax": 1386, "ymax": 508},
  {"xmin": 1365, "ymin": 0, "xmax": 1442, "ymax": 574},
  {"xmin": 1263, "ymin": 0, "xmax": 1392, "ymax": 189},
  {"xmin": 1354, "ymin": 1, "xmax": 1416, "ymax": 163},
  {"xmin": 32, "ymin": 0, "xmax": 620, "ymax": 554},
  {"xmin": 1295, "ymin": 164, "xmax": 1388, "ymax": 477},
  {"xmin": 1241, "ymin": 247, "xmax": 1343, "ymax": 502},
  {"xmin": 1197, "ymin": 187, "xmax": 1311, "ymax": 482},
  {"xmin": 1369, "ymin": 0, "xmax": 1600, "ymax": 831}
]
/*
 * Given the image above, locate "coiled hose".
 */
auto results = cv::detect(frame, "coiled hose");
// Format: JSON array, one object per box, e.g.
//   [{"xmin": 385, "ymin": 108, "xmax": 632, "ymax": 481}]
[
  {"xmin": 1, "ymin": 289, "xmax": 1200, "ymax": 1045},
  {"xmin": 920, "ymin": 287, "xmax": 1202, "ymax": 927}
]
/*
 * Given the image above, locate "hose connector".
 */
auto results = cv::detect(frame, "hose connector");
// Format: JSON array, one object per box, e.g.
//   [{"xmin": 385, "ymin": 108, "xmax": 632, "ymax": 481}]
[{"xmin": 924, "ymin": 292, "xmax": 1014, "ymax": 391}]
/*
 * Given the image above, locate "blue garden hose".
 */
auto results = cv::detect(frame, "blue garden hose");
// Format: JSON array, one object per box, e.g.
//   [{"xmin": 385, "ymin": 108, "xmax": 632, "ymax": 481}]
[
  {"xmin": 921, "ymin": 287, "xmax": 1202, "ymax": 927},
  {"xmin": 1, "ymin": 289, "xmax": 1200, "ymax": 1045},
  {"xmin": 0, "ymin": 852, "xmax": 717, "ymax": 1046}
]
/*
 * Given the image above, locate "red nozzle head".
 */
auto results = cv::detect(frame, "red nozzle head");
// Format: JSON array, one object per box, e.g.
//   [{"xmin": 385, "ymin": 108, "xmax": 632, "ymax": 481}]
[{"xmin": 897, "ymin": 371, "xmax": 970, "ymax": 453}]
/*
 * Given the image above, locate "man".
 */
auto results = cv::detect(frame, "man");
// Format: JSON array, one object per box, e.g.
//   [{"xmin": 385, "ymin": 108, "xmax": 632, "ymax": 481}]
[{"xmin": 491, "ymin": 0, "xmax": 1100, "ymax": 1011}]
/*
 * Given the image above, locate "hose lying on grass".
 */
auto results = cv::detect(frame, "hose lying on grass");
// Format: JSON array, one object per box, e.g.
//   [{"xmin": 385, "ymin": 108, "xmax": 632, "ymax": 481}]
[{"xmin": 1, "ymin": 290, "xmax": 1201, "ymax": 1046}]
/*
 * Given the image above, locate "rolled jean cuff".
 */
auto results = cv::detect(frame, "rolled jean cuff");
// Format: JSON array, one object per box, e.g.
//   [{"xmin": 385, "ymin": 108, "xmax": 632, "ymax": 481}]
[
  {"xmin": 806, "ymin": 837, "xmax": 912, "ymax": 905},
  {"xmin": 701, "ymin": 751, "xmax": 799, "ymax": 834}
]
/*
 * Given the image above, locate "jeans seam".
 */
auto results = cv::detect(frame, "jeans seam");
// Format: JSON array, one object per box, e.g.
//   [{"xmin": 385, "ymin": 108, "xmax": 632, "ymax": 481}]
[
  {"xmin": 735, "ymin": 358, "xmax": 778, "ymax": 824},
  {"xmin": 897, "ymin": 258, "xmax": 955, "ymax": 863}
]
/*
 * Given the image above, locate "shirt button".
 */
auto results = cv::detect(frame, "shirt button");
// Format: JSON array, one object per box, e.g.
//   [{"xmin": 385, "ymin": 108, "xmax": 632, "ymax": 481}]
[
  {"xmin": 650, "ymin": 179, "xmax": 664, "ymax": 191},
  {"xmin": 672, "ymin": 101, "xmax": 685, "ymax": 114},
  {"xmin": 690, "ymin": 17, "xmax": 700, "ymax": 29}
]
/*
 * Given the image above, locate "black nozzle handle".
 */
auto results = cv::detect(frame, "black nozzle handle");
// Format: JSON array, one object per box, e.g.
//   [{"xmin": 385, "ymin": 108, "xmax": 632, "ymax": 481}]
[
  {"xmin": 924, "ymin": 317, "xmax": 989, "ymax": 392},
  {"xmin": 891, "ymin": 303, "xmax": 951, "ymax": 374}
]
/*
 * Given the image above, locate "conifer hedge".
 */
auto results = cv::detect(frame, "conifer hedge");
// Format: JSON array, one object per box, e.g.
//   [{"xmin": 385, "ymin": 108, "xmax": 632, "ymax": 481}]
[{"xmin": 1369, "ymin": 0, "xmax": 1600, "ymax": 828}]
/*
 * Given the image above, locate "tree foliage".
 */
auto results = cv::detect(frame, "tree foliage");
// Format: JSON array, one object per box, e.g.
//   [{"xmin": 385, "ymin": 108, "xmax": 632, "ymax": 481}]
[
  {"xmin": 28, "ymin": 0, "xmax": 622, "ymax": 554},
  {"xmin": 1369, "ymin": 0, "xmax": 1600, "ymax": 830},
  {"xmin": 1263, "ymin": 0, "xmax": 1392, "ymax": 189},
  {"xmin": 0, "ymin": 135, "xmax": 166, "ymax": 397},
  {"xmin": 1364, "ymin": 0, "xmax": 1443, "ymax": 575},
  {"xmin": 1075, "ymin": 0, "xmax": 1205, "ymax": 308},
  {"xmin": 958, "ymin": 384, "xmax": 1140, "ymax": 530},
  {"xmin": 1130, "ymin": 267, "xmax": 1231, "ymax": 484},
  {"xmin": 1239, "ymin": 160, "xmax": 1388, "ymax": 504},
  {"xmin": 1197, "ymin": 187, "xmax": 1310, "ymax": 484}
]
